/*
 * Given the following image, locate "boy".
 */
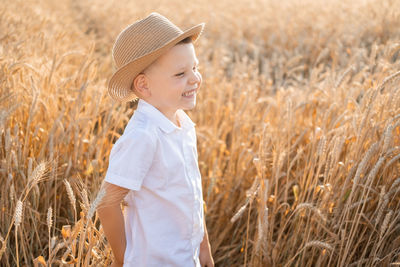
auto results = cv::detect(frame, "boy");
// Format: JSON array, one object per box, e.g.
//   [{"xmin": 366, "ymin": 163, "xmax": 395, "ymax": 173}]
[{"xmin": 97, "ymin": 13, "xmax": 214, "ymax": 267}]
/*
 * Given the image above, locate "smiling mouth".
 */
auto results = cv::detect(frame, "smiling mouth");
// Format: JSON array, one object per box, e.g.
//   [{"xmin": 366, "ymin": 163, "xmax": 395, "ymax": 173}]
[{"xmin": 182, "ymin": 90, "xmax": 196, "ymax": 97}]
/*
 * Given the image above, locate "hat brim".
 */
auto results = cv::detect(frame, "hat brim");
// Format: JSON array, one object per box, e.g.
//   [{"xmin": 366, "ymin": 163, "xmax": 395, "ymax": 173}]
[{"xmin": 108, "ymin": 23, "xmax": 205, "ymax": 102}]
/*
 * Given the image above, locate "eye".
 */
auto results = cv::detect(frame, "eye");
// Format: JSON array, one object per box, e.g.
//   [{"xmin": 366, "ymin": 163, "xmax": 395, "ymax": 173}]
[{"xmin": 175, "ymin": 72, "xmax": 184, "ymax": 77}]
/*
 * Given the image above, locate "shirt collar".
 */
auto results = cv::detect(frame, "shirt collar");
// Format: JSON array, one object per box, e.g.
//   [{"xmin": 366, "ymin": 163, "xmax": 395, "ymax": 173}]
[{"xmin": 136, "ymin": 99, "xmax": 195, "ymax": 134}]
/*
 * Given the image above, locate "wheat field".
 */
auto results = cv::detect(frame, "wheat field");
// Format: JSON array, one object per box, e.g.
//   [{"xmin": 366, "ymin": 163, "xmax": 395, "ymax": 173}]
[{"xmin": 1, "ymin": 0, "xmax": 400, "ymax": 266}]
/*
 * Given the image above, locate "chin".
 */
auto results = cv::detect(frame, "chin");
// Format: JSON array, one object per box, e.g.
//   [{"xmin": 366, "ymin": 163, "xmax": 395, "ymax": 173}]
[
  {"xmin": 182, "ymin": 102, "xmax": 196, "ymax": 110},
  {"xmin": 181, "ymin": 98, "xmax": 196, "ymax": 109}
]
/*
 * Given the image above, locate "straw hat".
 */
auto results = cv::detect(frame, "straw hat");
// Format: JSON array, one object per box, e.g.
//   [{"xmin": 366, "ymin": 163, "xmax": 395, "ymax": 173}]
[{"xmin": 108, "ymin": 12, "xmax": 205, "ymax": 102}]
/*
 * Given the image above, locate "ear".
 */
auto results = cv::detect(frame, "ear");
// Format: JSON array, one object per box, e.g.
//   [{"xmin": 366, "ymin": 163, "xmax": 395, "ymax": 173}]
[{"xmin": 131, "ymin": 73, "xmax": 151, "ymax": 97}]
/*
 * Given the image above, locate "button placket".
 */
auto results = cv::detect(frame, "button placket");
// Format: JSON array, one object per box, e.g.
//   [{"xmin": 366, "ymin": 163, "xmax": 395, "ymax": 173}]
[
  {"xmin": 181, "ymin": 132, "xmax": 199, "ymax": 251},
  {"xmin": 181, "ymin": 130, "xmax": 204, "ymax": 262}
]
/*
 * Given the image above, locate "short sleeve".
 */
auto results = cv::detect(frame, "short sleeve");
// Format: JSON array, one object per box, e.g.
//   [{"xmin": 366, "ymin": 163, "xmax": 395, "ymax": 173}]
[{"xmin": 104, "ymin": 129, "xmax": 156, "ymax": 191}]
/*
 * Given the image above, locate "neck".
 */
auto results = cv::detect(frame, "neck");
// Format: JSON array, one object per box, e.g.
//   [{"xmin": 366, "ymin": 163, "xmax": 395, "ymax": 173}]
[
  {"xmin": 166, "ymin": 111, "xmax": 180, "ymax": 128},
  {"xmin": 142, "ymin": 99, "xmax": 181, "ymax": 127}
]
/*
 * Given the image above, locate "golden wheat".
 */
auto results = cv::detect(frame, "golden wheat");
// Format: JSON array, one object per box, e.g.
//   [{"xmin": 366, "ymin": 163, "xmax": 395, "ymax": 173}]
[{"xmin": 1, "ymin": 0, "xmax": 400, "ymax": 266}]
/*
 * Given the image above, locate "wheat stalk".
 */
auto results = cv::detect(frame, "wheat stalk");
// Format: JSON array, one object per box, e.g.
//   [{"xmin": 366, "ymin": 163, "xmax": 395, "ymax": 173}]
[
  {"xmin": 379, "ymin": 210, "xmax": 393, "ymax": 239},
  {"xmin": 87, "ymin": 187, "xmax": 106, "ymax": 219},
  {"xmin": 303, "ymin": 240, "xmax": 333, "ymax": 251},
  {"xmin": 387, "ymin": 177, "xmax": 400, "ymax": 197},
  {"xmin": 0, "ymin": 234, "xmax": 6, "ymax": 261},
  {"xmin": 64, "ymin": 179, "xmax": 77, "ymax": 221},
  {"xmin": 47, "ymin": 207, "xmax": 53, "ymax": 231},
  {"xmin": 382, "ymin": 124, "xmax": 393, "ymax": 153},
  {"xmin": 14, "ymin": 200, "xmax": 23, "ymax": 227},
  {"xmin": 47, "ymin": 206, "xmax": 53, "ymax": 265},
  {"xmin": 352, "ymin": 143, "xmax": 379, "ymax": 194},
  {"xmin": 377, "ymin": 70, "xmax": 400, "ymax": 92},
  {"xmin": 375, "ymin": 186, "xmax": 389, "ymax": 227},
  {"xmin": 28, "ymin": 161, "xmax": 46, "ymax": 186},
  {"xmin": 294, "ymin": 203, "xmax": 327, "ymax": 223},
  {"xmin": 14, "ymin": 199, "xmax": 23, "ymax": 267}
]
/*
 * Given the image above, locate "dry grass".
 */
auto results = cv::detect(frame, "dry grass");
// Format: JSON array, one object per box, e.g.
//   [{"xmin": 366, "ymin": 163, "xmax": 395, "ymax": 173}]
[{"xmin": 1, "ymin": 0, "xmax": 400, "ymax": 266}]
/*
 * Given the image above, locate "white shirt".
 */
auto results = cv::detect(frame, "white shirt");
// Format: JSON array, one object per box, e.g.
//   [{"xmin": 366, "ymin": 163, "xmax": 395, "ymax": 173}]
[{"xmin": 104, "ymin": 99, "xmax": 205, "ymax": 267}]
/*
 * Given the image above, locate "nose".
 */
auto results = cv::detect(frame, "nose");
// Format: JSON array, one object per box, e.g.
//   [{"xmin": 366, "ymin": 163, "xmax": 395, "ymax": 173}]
[{"xmin": 190, "ymin": 70, "xmax": 202, "ymax": 86}]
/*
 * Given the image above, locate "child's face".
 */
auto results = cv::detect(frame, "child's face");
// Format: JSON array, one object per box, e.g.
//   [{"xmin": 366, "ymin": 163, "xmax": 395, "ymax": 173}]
[{"xmin": 141, "ymin": 43, "xmax": 202, "ymax": 122}]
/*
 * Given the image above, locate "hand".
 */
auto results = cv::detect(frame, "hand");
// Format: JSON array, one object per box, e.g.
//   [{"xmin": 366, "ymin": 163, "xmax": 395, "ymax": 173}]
[
  {"xmin": 199, "ymin": 241, "xmax": 214, "ymax": 267},
  {"xmin": 110, "ymin": 261, "xmax": 123, "ymax": 267}
]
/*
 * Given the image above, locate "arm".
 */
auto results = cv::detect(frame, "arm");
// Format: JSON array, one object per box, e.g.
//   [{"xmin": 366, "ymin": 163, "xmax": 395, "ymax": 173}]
[
  {"xmin": 199, "ymin": 215, "xmax": 214, "ymax": 267},
  {"xmin": 97, "ymin": 182, "xmax": 130, "ymax": 266}
]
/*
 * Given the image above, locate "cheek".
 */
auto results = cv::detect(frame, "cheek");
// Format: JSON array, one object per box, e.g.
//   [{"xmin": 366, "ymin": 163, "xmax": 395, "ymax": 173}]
[
  {"xmin": 175, "ymin": 79, "xmax": 187, "ymax": 88},
  {"xmin": 160, "ymin": 78, "xmax": 178, "ymax": 92},
  {"xmin": 149, "ymin": 77, "xmax": 164, "ymax": 91}
]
